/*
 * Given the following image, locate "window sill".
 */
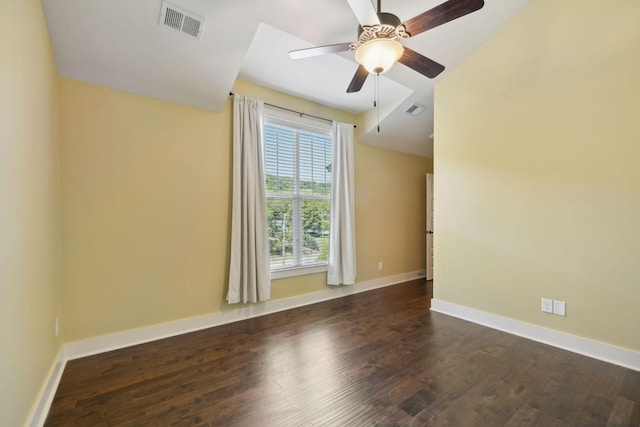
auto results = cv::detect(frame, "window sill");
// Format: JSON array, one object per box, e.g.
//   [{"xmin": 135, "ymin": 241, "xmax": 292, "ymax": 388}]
[{"xmin": 271, "ymin": 264, "xmax": 328, "ymax": 280}]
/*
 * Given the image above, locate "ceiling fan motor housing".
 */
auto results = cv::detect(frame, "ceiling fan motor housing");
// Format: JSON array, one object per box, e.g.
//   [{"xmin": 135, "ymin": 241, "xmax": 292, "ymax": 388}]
[{"xmin": 356, "ymin": 12, "xmax": 404, "ymax": 42}]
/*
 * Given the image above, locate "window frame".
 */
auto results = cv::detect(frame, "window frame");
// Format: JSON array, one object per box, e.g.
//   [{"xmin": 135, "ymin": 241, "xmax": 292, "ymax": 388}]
[{"xmin": 263, "ymin": 108, "xmax": 333, "ymax": 278}]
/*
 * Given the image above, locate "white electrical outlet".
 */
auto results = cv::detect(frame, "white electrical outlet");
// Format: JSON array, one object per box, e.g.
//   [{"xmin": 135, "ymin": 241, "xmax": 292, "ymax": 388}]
[
  {"xmin": 55, "ymin": 317, "xmax": 59, "ymax": 337},
  {"xmin": 553, "ymin": 300, "xmax": 566, "ymax": 316},
  {"xmin": 378, "ymin": 261, "xmax": 383, "ymax": 271},
  {"xmin": 541, "ymin": 298, "xmax": 553, "ymax": 313}
]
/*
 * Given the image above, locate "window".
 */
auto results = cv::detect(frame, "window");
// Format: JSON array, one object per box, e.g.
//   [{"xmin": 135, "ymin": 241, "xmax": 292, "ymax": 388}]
[{"xmin": 264, "ymin": 110, "xmax": 332, "ymax": 274}]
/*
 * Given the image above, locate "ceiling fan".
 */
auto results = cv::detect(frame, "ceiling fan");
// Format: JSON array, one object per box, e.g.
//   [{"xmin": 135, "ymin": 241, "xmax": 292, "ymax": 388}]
[{"xmin": 289, "ymin": 0, "xmax": 485, "ymax": 93}]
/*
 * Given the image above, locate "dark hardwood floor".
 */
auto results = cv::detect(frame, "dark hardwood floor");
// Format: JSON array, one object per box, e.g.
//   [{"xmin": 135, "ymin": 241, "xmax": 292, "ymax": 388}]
[{"xmin": 46, "ymin": 280, "xmax": 639, "ymax": 426}]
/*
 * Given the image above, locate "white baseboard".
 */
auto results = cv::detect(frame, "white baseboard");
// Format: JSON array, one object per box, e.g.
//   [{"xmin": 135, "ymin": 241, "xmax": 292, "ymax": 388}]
[
  {"xmin": 431, "ymin": 299, "xmax": 640, "ymax": 372},
  {"xmin": 65, "ymin": 270, "xmax": 425, "ymax": 360},
  {"xmin": 27, "ymin": 346, "xmax": 67, "ymax": 427}
]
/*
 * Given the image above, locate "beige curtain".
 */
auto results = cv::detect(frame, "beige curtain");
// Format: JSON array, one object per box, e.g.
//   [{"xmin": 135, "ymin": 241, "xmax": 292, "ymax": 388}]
[
  {"xmin": 327, "ymin": 121, "xmax": 356, "ymax": 285},
  {"xmin": 227, "ymin": 95, "xmax": 271, "ymax": 303}
]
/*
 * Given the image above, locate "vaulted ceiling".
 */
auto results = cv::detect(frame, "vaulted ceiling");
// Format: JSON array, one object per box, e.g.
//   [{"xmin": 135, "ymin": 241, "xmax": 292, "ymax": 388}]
[{"xmin": 42, "ymin": 0, "xmax": 530, "ymax": 157}]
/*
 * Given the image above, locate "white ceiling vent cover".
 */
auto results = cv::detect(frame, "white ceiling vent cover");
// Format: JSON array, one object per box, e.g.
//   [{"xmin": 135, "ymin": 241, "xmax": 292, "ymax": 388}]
[
  {"xmin": 159, "ymin": 2, "xmax": 205, "ymax": 40},
  {"xmin": 404, "ymin": 103, "xmax": 425, "ymax": 117}
]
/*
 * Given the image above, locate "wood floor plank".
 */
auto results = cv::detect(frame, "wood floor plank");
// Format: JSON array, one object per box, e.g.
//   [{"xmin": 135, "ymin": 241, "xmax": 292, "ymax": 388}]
[
  {"xmin": 45, "ymin": 280, "xmax": 640, "ymax": 426},
  {"xmin": 607, "ymin": 396, "xmax": 640, "ymax": 427}
]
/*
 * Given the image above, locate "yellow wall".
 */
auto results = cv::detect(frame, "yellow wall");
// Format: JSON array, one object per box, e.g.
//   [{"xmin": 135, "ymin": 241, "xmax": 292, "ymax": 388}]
[
  {"xmin": 0, "ymin": 0, "xmax": 63, "ymax": 425},
  {"xmin": 355, "ymin": 145, "xmax": 433, "ymax": 280},
  {"xmin": 60, "ymin": 78, "xmax": 432, "ymax": 342},
  {"xmin": 434, "ymin": 0, "xmax": 640, "ymax": 351}
]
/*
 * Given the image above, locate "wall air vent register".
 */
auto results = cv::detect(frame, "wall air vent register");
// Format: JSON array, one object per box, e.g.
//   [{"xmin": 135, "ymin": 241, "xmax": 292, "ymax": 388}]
[
  {"xmin": 404, "ymin": 103, "xmax": 425, "ymax": 116},
  {"xmin": 159, "ymin": 2, "xmax": 205, "ymax": 40}
]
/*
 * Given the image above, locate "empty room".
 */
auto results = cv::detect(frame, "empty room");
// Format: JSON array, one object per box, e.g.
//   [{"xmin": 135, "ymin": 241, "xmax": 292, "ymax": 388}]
[{"xmin": 2, "ymin": 0, "xmax": 639, "ymax": 425}]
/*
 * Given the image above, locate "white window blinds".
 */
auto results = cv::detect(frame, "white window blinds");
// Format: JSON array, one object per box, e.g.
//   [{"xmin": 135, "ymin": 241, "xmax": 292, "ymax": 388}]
[{"xmin": 264, "ymin": 112, "xmax": 332, "ymax": 271}]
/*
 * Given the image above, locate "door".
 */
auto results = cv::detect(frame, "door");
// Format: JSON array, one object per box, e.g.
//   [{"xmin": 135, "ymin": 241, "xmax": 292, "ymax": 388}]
[{"xmin": 426, "ymin": 173, "xmax": 434, "ymax": 280}]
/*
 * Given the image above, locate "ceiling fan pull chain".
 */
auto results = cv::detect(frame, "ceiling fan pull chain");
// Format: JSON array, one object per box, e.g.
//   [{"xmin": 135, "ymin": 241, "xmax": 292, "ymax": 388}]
[
  {"xmin": 373, "ymin": 71, "xmax": 377, "ymax": 108},
  {"xmin": 376, "ymin": 72, "xmax": 380, "ymax": 133}
]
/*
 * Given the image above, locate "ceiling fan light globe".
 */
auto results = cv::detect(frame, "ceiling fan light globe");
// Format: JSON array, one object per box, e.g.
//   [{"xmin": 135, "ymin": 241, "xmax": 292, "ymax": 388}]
[{"xmin": 355, "ymin": 38, "xmax": 404, "ymax": 74}]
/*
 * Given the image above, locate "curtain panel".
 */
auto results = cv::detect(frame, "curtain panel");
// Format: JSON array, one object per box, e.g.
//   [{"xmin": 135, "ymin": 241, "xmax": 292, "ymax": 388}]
[
  {"xmin": 327, "ymin": 121, "xmax": 357, "ymax": 285},
  {"xmin": 227, "ymin": 95, "xmax": 271, "ymax": 303}
]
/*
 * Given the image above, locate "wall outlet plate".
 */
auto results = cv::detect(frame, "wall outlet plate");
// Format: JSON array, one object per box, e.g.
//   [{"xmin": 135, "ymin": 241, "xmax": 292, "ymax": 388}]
[
  {"xmin": 553, "ymin": 300, "xmax": 566, "ymax": 316},
  {"xmin": 541, "ymin": 298, "xmax": 553, "ymax": 313}
]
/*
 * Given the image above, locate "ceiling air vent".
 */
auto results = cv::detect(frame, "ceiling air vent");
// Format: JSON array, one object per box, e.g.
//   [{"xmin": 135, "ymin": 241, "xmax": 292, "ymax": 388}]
[
  {"xmin": 404, "ymin": 103, "xmax": 425, "ymax": 117},
  {"xmin": 159, "ymin": 2, "xmax": 205, "ymax": 40}
]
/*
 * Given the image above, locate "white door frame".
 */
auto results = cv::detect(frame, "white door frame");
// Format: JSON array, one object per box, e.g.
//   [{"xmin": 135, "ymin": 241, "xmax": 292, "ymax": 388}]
[{"xmin": 426, "ymin": 173, "xmax": 434, "ymax": 281}]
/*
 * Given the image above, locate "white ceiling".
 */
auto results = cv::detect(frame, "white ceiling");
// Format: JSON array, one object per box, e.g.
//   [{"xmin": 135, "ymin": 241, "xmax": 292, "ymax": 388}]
[{"xmin": 42, "ymin": 0, "xmax": 531, "ymax": 157}]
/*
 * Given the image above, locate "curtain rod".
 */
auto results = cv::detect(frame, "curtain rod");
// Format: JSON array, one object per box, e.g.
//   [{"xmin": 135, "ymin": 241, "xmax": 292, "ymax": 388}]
[{"xmin": 229, "ymin": 92, "xmax": 356, "ymax": 128}]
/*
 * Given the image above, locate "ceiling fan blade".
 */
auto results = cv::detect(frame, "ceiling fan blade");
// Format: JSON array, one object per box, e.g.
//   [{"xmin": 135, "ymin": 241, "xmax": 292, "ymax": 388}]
[
  {"xmin": 345, "ymin": 0, "xmax": 381, "ymax": 27},
  {"xmin": 398, "ymin": 47, "xmax": 445, "ymax": 78},
  {"xmin": 403, "ymin": 0, "xmax": 484, "ymax": 37},
  {"xmin": 289, "ymin": 43, "xmax": 352, "ymax": 60},
  {"xmin": 347, "ymin": 65, "xmax": 369, "ymax": 93}
]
